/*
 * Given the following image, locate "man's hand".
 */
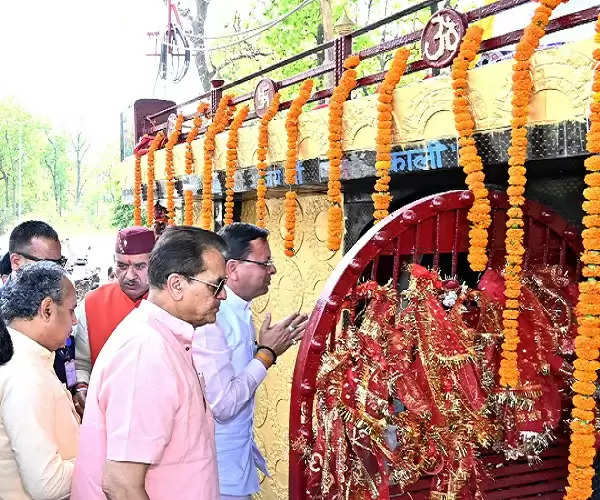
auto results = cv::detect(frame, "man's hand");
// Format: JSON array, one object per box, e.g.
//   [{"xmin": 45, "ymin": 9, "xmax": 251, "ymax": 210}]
[
  {"xmin": 73, "ymin": 387, "xmax": 87, "ymax": 419},
  {"xmin": 258, "ymin": 312, "xmax": 309, "ymax": 357}
]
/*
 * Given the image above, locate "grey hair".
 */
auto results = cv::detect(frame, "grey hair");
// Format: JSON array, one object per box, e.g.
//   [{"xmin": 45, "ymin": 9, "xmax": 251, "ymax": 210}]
[{"xmin": 1, "ymin": 262, "xmax": 68, "ymax": 322}]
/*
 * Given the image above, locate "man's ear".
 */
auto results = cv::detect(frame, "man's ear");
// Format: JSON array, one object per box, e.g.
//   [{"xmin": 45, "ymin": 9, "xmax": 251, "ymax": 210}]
[
  {"xmin": 9, "ymin": 253, "xmax": 20, "ymax": 271},
  {"xmin": 39, "ymin": 297, "xmax": 54, "ymax": 323},
  {"xmin": 225, "ymin": 259, "xmax": 237, "ymax": 280},
  {"xmin": 166, "ymin": 273, "xmax": 185, "ymax": 301}
]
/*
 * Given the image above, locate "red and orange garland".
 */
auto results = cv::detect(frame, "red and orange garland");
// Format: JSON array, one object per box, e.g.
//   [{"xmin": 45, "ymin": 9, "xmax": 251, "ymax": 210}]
[
  {"xmin": 133, "ymin": 152, "xmax": 142, "ymax": 226},
  {"xmin": 500, "ymin": 0, "xmax": 565, "ymax": 389},
  {"xmin": 201, "ymin": 94, "xmax": 235, "ymax": 230},
  {"xmin": 327, "ymin": 55, "xmax": 360, "ymax": 251},
  {"xmin": 373, "ymin": 48, "xmax": 409, "ymax": 222},
  {"xmin": 184, "ymin": 102, "xmax": 209, "ymax": 225},
  {"xmin": 565, "ymin": 13, "xmax": 600, "ymax": 500},
  {"xmin": 165, "ymin": 113, "xmax": 184, "ymax": 226},
  {"xmin": 224, "ymin": 105, "xmax": 250, "ymax": 225},
  {"xmin": 256, "ymin": 93, "xmax": 280, "ymax": 228},
  {"xmin": 146, "ymin": 131, "xmax": 165, "ymax": 228},
  {"xmin": 451, "ymin": 26, "xmax": 490, "ymax": 272},
  {"xmin": 284, "ymin": 79, "xmax": 313, "ymax": 257}
]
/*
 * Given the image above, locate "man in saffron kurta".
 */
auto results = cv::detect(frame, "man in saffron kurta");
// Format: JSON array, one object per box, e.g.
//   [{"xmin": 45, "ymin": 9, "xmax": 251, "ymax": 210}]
[{"xmin": 72, "ymin": 226, "xmax": 155, "ymax": 413}]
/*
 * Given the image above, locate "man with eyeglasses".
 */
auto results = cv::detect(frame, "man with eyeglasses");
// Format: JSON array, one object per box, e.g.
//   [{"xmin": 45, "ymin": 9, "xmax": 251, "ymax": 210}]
[
  {"xmin": 71, "ymin": 226, "xmax": 155, "ymax": 416},
  {"xmin": 193, "ymin": 222, "xmax": 308, "ymax": 500},
  {"xmin": 5, "ymin": 221, "xmax": 73, "ymax": 386},
  {"xmin": 72, "ymin": 226, "xmax": 227, "ymax": 500}
]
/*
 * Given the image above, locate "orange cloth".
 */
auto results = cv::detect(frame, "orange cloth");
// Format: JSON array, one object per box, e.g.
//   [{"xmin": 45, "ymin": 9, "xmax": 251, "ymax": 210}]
[{"xmin": 85, "ymin": 283, "xmax": 146, "ymax": 365}]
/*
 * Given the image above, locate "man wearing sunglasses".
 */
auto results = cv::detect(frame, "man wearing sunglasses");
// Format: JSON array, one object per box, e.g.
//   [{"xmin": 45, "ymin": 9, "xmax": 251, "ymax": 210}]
[
  {"xmin": 193, "ymin": 222, "xmax": 308, "ymax": 500},
  {"xmin": 72, "ymin": 226, "xmax": 155, "ymax": 416},
  {"xmin": 72, "ymin": 226, "xmax": 227, "ymax": 500},
  {"xmin": 5, "ymin": 220, "xmax": 73, "ymax": 386}
]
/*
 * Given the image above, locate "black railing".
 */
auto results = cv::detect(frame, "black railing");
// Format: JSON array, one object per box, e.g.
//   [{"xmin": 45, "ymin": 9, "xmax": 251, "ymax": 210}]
[{"xmin": 139, "ymin": 0, "xmax": 600, "ymax": 142}]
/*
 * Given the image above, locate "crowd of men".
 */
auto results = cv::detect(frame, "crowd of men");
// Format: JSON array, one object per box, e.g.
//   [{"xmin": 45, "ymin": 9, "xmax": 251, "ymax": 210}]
[{"xmin": 0, "ymin": 219, "xmax": 307, "ymax": 500}]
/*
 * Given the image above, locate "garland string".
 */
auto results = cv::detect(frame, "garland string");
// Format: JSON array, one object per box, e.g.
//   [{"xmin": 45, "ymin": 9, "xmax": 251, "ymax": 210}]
[
  {"xmin": 327, "ymin": 54, "xmax": 360, "ymax": 251},
  {"xmin": 224, "ymin": 105, "xmax": 250, "ymax": 225},
  {"xmin": 256, "ymin": 93, "xmax": 281, "ymax": 228},
  {"xmin": 165, "ymin": 114, "xmax": 184, "ymax": 225},
  {"xmin": 146, "ymin": 132, "xmax": 165, "ymax": 228},
  {"xmin": 451, "ymin": 26, "xmax": 490, "ymax": 272},
  {"xmin": 373, "ymin": 49, "xmax": 409, "ymax": 222},
  {"xmin": 184, "ymin": 102, "xmax": 209, "ymax": 225},
  {"xmin": 201, "ymin": 94, "xmax": 236, "ymax": 230},
  {"xmin": 565, "ymin": 13, "xmax": 600, "ymax": 500},
  {"xmin": 284, "ymin": 79, "xmax": 314, "ymax": 257}
]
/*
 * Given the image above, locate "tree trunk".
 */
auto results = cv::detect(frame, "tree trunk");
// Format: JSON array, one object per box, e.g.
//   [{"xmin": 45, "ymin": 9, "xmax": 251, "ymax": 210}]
[
  {"xmin": 319, "ymin": 0, "xmax": 334, "ymax": 89},
  {"xmin": 191, "ymin": 0, "xmax": 214, "ymax": 93}
]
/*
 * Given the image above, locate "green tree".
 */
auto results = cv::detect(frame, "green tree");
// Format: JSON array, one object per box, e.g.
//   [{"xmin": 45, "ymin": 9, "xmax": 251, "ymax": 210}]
[{"xmin": 42, "ymin": 132, "xmax": 70, "ymax": 216}]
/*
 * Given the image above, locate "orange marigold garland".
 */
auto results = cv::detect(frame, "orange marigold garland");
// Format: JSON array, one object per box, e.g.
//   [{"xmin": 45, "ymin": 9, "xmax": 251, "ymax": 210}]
[
  {"xmin": 373, "ymin": 48, "xmax": 409, "ymax": 222},
  {"xmin": 500, "ymin": 0, "xmax": 565, "ymax": 389},
  {"xmin": 327, "ymin": 55, "xmax": 360, "ymax": 251},
  {"xmin": 451, "ymin": 26, "xmax": 490, "ymax": 272},
  {"xmin": 146, "ymin": 131, "xmax": 165, "ymax": 228},
  {"xmin": 201, "ymin": 94, "xmax": 236, "ymax": 230},
  {"xmin": 133, "ymin": 152, "xmax": 142, "ymax": 226},
  {"xmin": 256, "ymin": 93, "xmax": 280, "ymax": 228},
  {"xmin": 565, "ymin": 13, "xmax": 600, "ymax": 500},
  {"xmin": 224, "ymin": 105, "xmax": 250, "ymax": 225},
  {"xmin": 165, "ymin": 113, "xmax": 184, "ymax": 226},
  {"xmin": 184, "ymin": 102, "xmax": 209, "ymax": 225},
  {"xmin": 284, "ymin": 79, "xmax": 313, "ymax": 257}
]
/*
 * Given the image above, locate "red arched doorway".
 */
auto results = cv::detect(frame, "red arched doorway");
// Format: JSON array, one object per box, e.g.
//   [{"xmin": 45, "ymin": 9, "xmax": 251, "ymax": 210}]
[{"xmin": 289, "ymin": 189, "xmax": 581, "ymax": 499}]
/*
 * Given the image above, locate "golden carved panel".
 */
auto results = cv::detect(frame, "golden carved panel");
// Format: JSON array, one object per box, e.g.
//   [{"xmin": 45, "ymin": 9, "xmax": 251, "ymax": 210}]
[
  {"xmin": 119, "ymin": 38, "xmax": 595, "ymax": 187},
  {"xmin": 240, "ymin": 193, "xmax": 341, "ymax": 499}
]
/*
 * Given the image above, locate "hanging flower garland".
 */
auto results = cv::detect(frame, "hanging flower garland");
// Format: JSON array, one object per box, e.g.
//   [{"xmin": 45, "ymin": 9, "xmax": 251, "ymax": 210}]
[
  {"xmin": 373, "ymin": 48, "xmax": 409, "ymax": 223},
  {"xmin": 327, "ymin": 54, "xmax": 360, "ymax": 252},
  {"xmin": 201, "ymin": 94, "xmax": 236, "ymax": 230},
  {"xmin": 224, "ymin": 105, "xmax": 250, "ymax": 226},
  {"xmin": 256, "ymin": 93, "xmax": 281, "ymax": 228},
  {"xmin": 133, "ymin": 153, "xmax": 142, "ymax": 226},
  {"xmin": 451, "ymin": 26, "xmax": 490, "ymax": 272},
  {"xmin": 500, "ymin": 0, "xmax": 566, "ymax": 389},
  {"xmin": 565, "ymin": 13, "xmax": 600, "ymax": 500},
  {"xmin": 146, "ymin": 131, "xmax": 165, "ymax": 228},
  {"xmin": 165, "ymin": 114, "xmax": 185, "ymax": 226},
  {"xmin": 184, "ymin": 102, "xmax": 209, "ymax": 225},
  {"xmin": 284, "ymin": 79, "xmax": 314, "ymax": 257}
]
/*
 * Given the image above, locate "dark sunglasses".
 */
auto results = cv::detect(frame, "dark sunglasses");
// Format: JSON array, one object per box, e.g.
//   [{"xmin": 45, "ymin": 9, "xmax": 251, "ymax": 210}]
[
  {"xmin": 187, "ymin": 276, "xmax": 227, "ymax": 297},
  {"xmin": 18, "ymin": 251, "xmax": 68, "ymax": 268}
]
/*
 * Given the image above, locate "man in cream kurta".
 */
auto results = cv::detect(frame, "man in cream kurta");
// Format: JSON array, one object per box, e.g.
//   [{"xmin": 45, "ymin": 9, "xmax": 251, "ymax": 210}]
[{"xmin": 0, "ymin": 262, "xmax": 80, "ymax": 500}]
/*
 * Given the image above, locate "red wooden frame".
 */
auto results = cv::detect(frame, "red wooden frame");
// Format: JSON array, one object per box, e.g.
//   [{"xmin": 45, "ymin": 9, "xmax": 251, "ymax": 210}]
[{"xmin": 288, "ymin": 190, "xmax": 581, "ymax": 499}]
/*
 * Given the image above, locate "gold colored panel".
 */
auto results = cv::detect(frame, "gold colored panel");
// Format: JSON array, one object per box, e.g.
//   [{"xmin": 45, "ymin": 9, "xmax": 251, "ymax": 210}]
[
  {"xmin": 120, "ymin": 39, "xmax": 595, "ymax": 187},
  {"xmin": 240, "ymin": 193, "xmax": 343, "ymax": 499}
]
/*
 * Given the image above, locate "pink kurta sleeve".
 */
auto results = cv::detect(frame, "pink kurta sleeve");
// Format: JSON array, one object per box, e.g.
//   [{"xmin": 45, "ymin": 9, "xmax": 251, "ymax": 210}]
[{"xmin": 97, "ymin": 339, "xmax": 179, "ymax": 464}]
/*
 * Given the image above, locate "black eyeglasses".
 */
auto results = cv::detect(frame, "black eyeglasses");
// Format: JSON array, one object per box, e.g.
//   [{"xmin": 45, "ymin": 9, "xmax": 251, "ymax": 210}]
[
  {"xmin": 187, "ymin": 276, "xmax": 227, "ymax": 297},
  {"xmin": 234, "ymin": 258, "xmax": 275, "ymax": 268},
  {"xmin": 17, "ymin": 251, "xmax": 68, "ymax": 268}
]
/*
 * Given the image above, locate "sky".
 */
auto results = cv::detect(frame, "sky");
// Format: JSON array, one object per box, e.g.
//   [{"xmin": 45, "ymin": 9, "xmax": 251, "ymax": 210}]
[
  {"xmin": 0, "ymin": 0, "xmax": 596, "ymax": 159},
  {"xmin": 0, "ymin": 0, "xmax": 253, "ymax": 154}
]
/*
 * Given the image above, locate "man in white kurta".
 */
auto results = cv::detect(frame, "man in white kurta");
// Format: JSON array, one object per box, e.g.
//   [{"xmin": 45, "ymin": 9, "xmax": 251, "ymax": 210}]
[
  {"xmin": 193, "ymin": 223, "xmax": 308, "ymax": 500},
  {"xmin": 0, "ymin": 262, "xmax": 79, "ymax": 499}
]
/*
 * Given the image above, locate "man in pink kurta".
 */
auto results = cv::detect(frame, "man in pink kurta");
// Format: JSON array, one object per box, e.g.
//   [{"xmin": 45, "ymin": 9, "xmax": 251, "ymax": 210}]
[{"xmin": 71, "ymin": 227, "xmax": 229, "ymax": 499}]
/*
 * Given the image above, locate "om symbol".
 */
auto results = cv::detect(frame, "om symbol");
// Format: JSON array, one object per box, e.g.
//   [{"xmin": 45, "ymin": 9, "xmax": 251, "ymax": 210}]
[{"xmin": 421, "ymin": 9, "xmax": 466, "ymax": 68}]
